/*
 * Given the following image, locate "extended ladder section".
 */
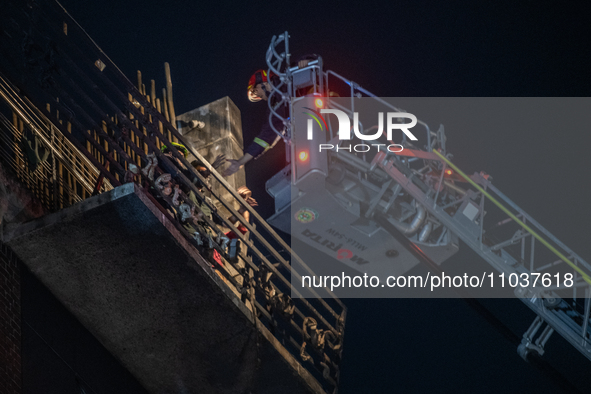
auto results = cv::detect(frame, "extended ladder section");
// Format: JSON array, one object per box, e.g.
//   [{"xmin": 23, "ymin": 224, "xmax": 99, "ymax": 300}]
[
  {"xmin": 264, "ymin": 32, "xmax": 591, "ymax": 362},
  {"xmin": 375, "ymin": 150, "xmax": 591, "ymax": 360},
  {"xmin": 0, "ymin": 4, "xmax": 346, "ymax": 393}
]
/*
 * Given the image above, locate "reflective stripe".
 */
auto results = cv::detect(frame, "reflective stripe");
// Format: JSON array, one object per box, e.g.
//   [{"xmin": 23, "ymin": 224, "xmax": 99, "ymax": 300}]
[
  {"xmin": 161, "ymin": 142, "xmax": 189, "ymax": 157},
  {"xmin": 254, "ymin": 137, "xmax": 270, "ymax": 149},
  {"xmin": 433, "ymin": 149, "xmax": 591, "ymax": 286}
]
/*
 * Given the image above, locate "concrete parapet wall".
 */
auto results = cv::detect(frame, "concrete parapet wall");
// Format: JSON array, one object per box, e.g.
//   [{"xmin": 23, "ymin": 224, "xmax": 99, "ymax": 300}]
[
  {"xmin": 3, "ymin": 183, "xmax": 324, "ymax": 394},
  {"xmin": 0, "ymin": 241, "xmax": 22, "ymax": 394},
  {"xmin": 177, "ymin": 97, "xmax": 246, "ymax": 212},
  {"xmin": 0, "ymin": 162, "xmax": 47, "ymax": 226}
]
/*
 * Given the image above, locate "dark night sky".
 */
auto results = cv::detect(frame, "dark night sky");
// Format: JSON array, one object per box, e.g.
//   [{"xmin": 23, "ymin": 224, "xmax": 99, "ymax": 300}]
[{"xmin": 55, "ymin": 1, "xmax": 591, "ymax": 393}]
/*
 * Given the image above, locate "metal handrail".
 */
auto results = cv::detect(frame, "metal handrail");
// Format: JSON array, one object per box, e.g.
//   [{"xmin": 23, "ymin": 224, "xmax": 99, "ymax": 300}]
[{"xmin": 0, "ymin": 75, "xmax": 112, "ymax": 196}]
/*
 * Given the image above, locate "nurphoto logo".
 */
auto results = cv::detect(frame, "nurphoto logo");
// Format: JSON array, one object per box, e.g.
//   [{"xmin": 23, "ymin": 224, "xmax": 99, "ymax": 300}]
[{"xmin": 304, "ymin": 107, "xmax": 419, "ymax": 153}]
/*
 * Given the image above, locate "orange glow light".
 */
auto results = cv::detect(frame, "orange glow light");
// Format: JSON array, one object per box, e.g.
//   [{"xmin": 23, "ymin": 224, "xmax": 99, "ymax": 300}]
[
  {"xmin": 445, "ymin": 169, "xmax": 453, "ymax": 175},
  {"xmin": 315, "ymin": 98, "xmax": 323, "ymax": 108},
  {"xmin": 299, "ymin": 151, "xmax": 309, "ymax": 161}
]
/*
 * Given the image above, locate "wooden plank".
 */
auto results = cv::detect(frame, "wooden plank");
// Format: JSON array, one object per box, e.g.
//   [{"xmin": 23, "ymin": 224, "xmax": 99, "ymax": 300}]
[
  {"xmin": 164, "ymin": 63, "xmax": 175, "ymax": 126},
  {"xmin": 137, "ymin": 70, "xmax": 142, "ymax": 93},
  {"xmin": 162, "ymin": 88, "xmax": 170, "ymax": 122}
]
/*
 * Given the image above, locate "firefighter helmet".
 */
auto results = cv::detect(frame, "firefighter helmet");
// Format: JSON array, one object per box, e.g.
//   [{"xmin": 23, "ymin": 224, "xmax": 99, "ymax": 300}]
[{"xmin": 247, "ymin": 69, "xmax": 276, "ymax": 102}]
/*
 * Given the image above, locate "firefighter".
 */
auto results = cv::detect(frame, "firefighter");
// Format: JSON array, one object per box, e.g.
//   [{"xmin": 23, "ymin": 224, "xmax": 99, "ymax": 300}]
[{"xmin": 223, "ymin": 69, "xmax": 286, "ymax": 177}]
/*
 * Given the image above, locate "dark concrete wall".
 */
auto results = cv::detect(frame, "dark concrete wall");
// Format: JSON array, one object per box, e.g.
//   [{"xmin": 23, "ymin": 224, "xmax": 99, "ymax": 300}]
[
  {"xmin": 0, "ymin": 160, "xmax": 50, "ymax": 394},
  {"xmin": 0, "ymin": 163, "xmax": 47, "ymax": 227},
  {"xmin": 3, "ymin": 183, "xmax": 325, "ymax": 394},
  {"xmin": 20, "ymin": 260, "xmax": 149, "ymax": 394},
  {"xmin": 0, "ymin": 241, "xmax": 22, "ymax": 394}
]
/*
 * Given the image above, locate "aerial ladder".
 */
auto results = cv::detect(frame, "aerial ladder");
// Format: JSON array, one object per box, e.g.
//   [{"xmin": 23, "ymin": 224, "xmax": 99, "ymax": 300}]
[{"xmin": 263, "ymin": 32, "xmax": 591, "ymax": 362}]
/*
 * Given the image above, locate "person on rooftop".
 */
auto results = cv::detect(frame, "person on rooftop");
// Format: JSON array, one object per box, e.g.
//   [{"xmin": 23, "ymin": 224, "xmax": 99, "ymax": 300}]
[{"xmin": 223, "ymin": 69, "xmax": 286, "ymax": 177}]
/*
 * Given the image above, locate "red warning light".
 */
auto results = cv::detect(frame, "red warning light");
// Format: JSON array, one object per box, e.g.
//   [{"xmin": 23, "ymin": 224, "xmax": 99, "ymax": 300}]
[
  {"xmin": 445, "ymin": 169, "xmax": 453, "ymax": 176},
  {"xmin": 299, "ymin": 151, "xmax": 309, "ymax": 162},
  {"xmin": 314, "ymin": 98, "xmax": 323, "ymax": 108}
]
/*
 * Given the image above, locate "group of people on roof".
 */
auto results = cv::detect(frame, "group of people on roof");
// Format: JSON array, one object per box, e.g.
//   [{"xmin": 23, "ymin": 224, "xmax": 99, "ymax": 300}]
[{"xmin": 126, "ymin": 59, "xmax": 317, "ymax": 258}]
